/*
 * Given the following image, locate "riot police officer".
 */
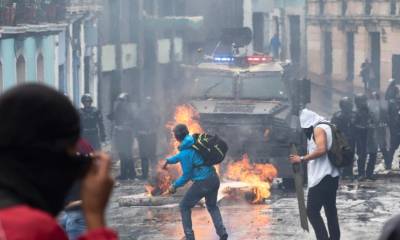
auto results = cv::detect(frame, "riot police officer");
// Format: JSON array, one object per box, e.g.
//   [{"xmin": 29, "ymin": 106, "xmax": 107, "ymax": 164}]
[
  {"xmin": 388, "ymin": 86, "xmax": 400, "ymax": 169},
  {"xmin": 385, "ymin": 78, "xmax": 400, "ymax": 101},
  {"xmin": 109, "ymin": 93, "xmax": 136, "ymax": 180},
  {"xmin": 331, "ymin": 97, "xmax": 356, "ymax": 179},
  {"xmin": 79, "ymin": 94, "xmax": 106, "ymax": 150},
  {"xmin": 354, "ymin": 94, "xmax": 377, "ymax": 180},
  {"xmin": 136, "ymin": 96, "xmax": 160, "ymax": 180},
  {"xmin": 368, "ymin": 91, "xmax": 391, "ymax": 170}
]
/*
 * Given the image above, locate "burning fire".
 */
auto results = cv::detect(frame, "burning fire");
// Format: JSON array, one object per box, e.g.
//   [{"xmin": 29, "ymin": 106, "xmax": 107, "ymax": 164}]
[
  {"xmin": 146, "ymin": 105, "xmax": 204, "ymax": 196},
  {"xmin": 166, "ymin": 105, "xmax": 203, "ymax": 152},
  {"xmin": 225, "ymin": 154, "xmax": 278, "ymax": 204},
  {"xmin": 146, "ymin": 105, "xmax": 278, "ymax": 204}
]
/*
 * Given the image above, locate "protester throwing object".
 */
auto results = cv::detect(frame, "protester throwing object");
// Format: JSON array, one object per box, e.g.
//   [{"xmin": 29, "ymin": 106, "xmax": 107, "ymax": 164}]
[{"xmin": 164, "ymin": 124, "xmax": 228, "ymax": 240}]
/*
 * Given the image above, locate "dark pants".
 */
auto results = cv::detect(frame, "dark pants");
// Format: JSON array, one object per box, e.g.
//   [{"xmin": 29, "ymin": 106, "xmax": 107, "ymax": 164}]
[
  {"xmin": 307, "ymin": 175, "xmax": 340, "ymax": 240},
  {"xmin": 342, "ymin": 138, "xmax": 355, "ymax": 178},
  {"xmin": 137, "ymin": 133, "xmax": 157, "ymax": 179},
  {"xmin": 388, "ymin": 132, "xmax": 400, "ymax": 169},
  {"xmin": 366, "ymin": 152, "xmax": 377, "ymax": 178},
  {"xmin": 82, "ymin": 131, "xmax": 101, "ymax": 150},
  {"xmin": 376, "ymin": 127, "xmax": 390, "ymax": 170},
  {"xmin": 179, "ymin": 174, "xmax": 227, "ymax": 240},
  {"xmin": 355, "ymin": 129, "xmax": 368, "ymax": 177},
  {"xmin": 115, "ymin": 129, "xmax": 135, "ymax": 179}
]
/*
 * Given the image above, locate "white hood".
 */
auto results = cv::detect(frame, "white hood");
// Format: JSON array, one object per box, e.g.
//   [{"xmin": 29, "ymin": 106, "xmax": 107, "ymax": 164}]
[{"xmin": 299, "ymin": 108, "xmax": 325, "ymax": 128}]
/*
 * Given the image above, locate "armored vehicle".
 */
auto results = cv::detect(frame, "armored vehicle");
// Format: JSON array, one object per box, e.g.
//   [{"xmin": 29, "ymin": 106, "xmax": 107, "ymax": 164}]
[{"xmin": 182, "ymin": 28, "xmax": 310, "ymax": 182}]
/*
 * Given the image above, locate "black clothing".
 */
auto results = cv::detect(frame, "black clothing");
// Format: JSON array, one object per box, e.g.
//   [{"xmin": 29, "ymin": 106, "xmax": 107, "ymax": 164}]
[
  {"xmin": 115, "ymin": 129, "xmax": 135, "ymax": 179},
  {"xmin": 385, "ymin": 81, "xmax": 399, "ymax": 101},
  {"xmin": 361, "ymin": 62, "xmax": 376, "ymax": 92},
  {"xmin": 388, "ymin": 99, "xmax": 400, "ymax": 168},
  {"xmin": 138, "ymin": 133, "xmax": 157, "ymax": 179},
  {"xmin": 369, "ymin": 99, "xmax": 391, "ymax": 169},
  {"xmin": 354, "ymin": 106, "xmax": 377, "ymax": 177},
  {"xmin": 110, "ymin": 100, "xmax": 136, "ymax": 179},
  {"xmin": 79, "ymin": 107, "xmax": 106, "ymax": 150},
  {"xmin": 307, "ymin": 175, "xmax": 340, "ymax": 240},
  {"xmin": 0, "ymin": 84, "xmax": 81, "ymax": 216},
  {"xmin": 136, "ymin": 103, "xmax": 159, "ymax": 179},
  {"xmin": 331, "ymin": 110, "xmax": 356, "ymax": 177}
]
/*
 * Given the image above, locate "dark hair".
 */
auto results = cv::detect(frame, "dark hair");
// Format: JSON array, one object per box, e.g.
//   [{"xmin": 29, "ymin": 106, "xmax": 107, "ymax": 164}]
[
  {"xmin": 173, "ymin": 124, "xmax": 189, "ymax": 142},
  {"xmin": 0, "ymin": 83, "xmax": 81, "ymax": 216}
]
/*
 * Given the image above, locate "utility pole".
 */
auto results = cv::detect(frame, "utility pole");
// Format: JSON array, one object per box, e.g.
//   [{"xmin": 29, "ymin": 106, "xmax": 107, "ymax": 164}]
[
  {"xmin": 116, "ymin": 0, "xmax": 123, "ymax": 94},
  {"xmin": 137, "ymin": 0, "xmax": 145, "ymax": 105}
]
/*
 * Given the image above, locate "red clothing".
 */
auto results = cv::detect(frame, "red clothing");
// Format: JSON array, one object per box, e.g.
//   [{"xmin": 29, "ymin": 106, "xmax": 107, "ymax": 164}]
[
  {"xmin": 77, "ymin": 138, "xmax": 94, "ymax": 154},
  {"xmin": 0, "ymin": 205, "xmax": 117, "ymax": 240}
]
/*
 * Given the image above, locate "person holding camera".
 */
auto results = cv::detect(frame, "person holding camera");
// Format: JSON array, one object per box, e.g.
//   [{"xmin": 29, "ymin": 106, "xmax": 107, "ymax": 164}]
[{"xmin": 0, "ymin": 84, "xmax": 117, "ymax": 240}]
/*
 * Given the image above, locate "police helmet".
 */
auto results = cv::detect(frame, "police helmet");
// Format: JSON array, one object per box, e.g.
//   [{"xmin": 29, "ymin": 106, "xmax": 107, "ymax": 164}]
[
  {"xmin": 81, "ymin": 94, "xmax": 93, "ymax": 103},
  {"xmin": 117, "ymin": 93, "xmax": 129, "ymax": 102},
  {"xmin": 354, "ymin": 94, "xmax": 368, "ymax": 109},
  {"xmin": 339, "ymin": 97, "xmax": 353, "ymax": 112}
]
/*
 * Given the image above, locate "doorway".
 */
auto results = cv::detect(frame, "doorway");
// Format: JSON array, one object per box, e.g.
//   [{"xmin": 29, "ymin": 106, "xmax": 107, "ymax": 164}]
[
  {"xmin": 252, "ymin": 12, "xmax": 264, "ymax": 53},
  {"xmin": 289, "ymin": 15, "xmax": 301, "ymax": 64},
  {"xmin": 273, "ymin": 16, "xmax": 280, "ymax": 36},
  {"xmin": 392, "ymin": 55, "xmax": 400, "ymax": 81},
  {"xmin": 370, "ymin": 32, "xmax": 381, "ymax": 90},
  {"xmin": 323, "ymin": 31, "xmax": 333, "ymax": 76},
  {"xmin": 16, "ymin": 55, "xmax": 26, "ymax": 84},
  {"xmin": 346, "ymin": 32, "xmax": 355, "ymax": 81}
]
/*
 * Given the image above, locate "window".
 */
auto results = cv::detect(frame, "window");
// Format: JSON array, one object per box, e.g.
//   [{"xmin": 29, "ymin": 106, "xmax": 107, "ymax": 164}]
[
  {"xmin": 390, "ymin": 0, "xmax": 397, "ymax": 15},
  {"xmin": 341, "ymin": 0, "xmax": 347, "ymax": 16},
  {"xmin": 365, "ymin": 0, "xmax": 372, "ymax": 15},
  {"xmin": 190, "ymin": 75, "xmax": 234, "ymax": 99},
  {"xmin": 319, "ymin": 0, "xmax": 325, "ymax": 15},
  {"xmin": 37, "ymin": 54, "xmax": 44, "ymax": 82},
  {"xmin": 240, "ymin": 74, "xmax": 288, "ymax": 100},
  {"xmin": 16, "ymin": 55, "xmax": 26, "ymax": 84}
]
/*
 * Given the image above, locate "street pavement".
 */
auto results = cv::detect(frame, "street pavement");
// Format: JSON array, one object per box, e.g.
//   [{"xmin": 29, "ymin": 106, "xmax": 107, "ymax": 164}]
[
  {"xmin": 107, "ymin": 168, "xmax": 400, "ymax": 240},
  {"xmin": 105, "ymin": 82, "xmax": 397, "ymax": 240}
]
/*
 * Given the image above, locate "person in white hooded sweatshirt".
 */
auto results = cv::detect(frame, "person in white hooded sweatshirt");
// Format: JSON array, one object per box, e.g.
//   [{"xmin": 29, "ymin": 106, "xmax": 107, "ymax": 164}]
[{"xmin": 290, "ymin": 109, "xmax": 341, "ymax": 240}]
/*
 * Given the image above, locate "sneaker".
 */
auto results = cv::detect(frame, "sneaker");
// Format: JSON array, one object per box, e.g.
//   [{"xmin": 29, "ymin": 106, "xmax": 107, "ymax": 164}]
[{"xmin": 220, "ymin": 234, "xmax": 228, "ymax": 240}]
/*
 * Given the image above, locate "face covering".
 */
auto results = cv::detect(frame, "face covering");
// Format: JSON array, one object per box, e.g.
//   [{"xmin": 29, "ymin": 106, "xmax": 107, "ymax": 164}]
[{"xmin": 0, "ymin": 84, "xmax": 81, "ymax": 216}]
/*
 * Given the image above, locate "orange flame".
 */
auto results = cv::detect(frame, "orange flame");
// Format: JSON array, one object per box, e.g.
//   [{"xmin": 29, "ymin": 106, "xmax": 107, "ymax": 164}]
[
  {"xmin": 225, "ymin": 154, "xmax": 278, "ymax": 204},
  {"xmin": 166, "ymin": 105, "xmax": 203, "ymax": 152},
  {"xmin": 146, "ymin": 105, "xmax": 204, "ymax": 196}
]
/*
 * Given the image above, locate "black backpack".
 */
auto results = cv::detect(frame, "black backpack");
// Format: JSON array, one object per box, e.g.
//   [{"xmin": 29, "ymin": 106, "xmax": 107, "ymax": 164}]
[
  {"xmin": 316, "ymin": 122, "xmax": 354, "ymax": 168},
  {"xmin": 192, "ymin": 133, "xmax": 228, "ymax": 166}
]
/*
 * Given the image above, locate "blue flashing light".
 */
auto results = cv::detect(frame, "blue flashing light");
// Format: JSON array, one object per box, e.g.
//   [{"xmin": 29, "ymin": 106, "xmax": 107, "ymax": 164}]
[{"xmin": 213, "ymin": 56, "xmax": 235, "ymax": 63}]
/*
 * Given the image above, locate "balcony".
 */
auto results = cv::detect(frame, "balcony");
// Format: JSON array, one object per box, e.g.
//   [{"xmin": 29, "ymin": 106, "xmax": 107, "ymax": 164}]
[
  {"xmin": 65, "ymin": 0, "xmax": 102, "ymax": 15},
  {"xmin": 0, "ymin": 0, "xmax": 102, "ymax": 26}
]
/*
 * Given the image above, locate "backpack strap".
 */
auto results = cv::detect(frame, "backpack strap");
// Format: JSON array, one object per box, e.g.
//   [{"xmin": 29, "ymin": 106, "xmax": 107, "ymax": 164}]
[
  {"xmin": 313, "ymin": 122, "xmax": 332, "ymax": 150},
  {"xmin": 191, "ymin": 133, "xmax": 206, "ymax": 169}
]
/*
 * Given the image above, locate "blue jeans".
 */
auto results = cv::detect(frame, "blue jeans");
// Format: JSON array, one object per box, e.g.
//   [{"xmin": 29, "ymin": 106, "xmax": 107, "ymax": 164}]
[
  {"xmin": 179, "ymin": 174, "xmax": 227, "ymax": 240},
  {"xmin": 60, "ymin": 210, "xmax": 87, "ymax": 240}
]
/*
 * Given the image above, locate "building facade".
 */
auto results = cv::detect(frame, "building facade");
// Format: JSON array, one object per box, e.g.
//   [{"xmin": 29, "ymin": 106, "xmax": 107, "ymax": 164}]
[
  {"xmin": 269, "ymin": 0, "xmax": 307, "ymax": 73},
  {"xmin": 0, "ymin": 0, "xmax": 102, "ymax": 107},
  {"xmin": 307, "ymin": 0, "xmax": 400, "ymax": 94}
]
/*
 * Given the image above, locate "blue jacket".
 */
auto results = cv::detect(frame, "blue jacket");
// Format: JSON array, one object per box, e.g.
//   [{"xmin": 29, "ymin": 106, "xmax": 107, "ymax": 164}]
[{"xmin": 166, "ymin": 135, "xmax": 216, "ymax": 188}]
